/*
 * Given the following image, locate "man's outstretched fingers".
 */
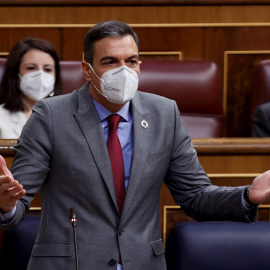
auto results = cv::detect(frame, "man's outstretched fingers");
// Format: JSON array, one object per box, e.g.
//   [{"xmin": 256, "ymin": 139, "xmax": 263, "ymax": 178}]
[{"xmin": 0, "ymin": 155, "xmax": 12, "ymax": 177}]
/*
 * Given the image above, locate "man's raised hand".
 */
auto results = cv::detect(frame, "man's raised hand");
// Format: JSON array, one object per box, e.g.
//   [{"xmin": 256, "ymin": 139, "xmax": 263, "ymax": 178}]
[{"xmin": 0, "ymin": 155, "xmax": 26, "ymax": 213}]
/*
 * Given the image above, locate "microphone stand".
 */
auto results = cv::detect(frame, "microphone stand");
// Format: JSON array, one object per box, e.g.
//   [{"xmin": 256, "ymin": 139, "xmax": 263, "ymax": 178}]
[{"xmin": 70, "ymin": 208, "xmax": 79, "ymax": 270}]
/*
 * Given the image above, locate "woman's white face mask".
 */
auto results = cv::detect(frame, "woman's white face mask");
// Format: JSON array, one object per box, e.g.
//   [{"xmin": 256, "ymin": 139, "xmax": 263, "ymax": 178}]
[
  {"xmin": 20, "ymin": 70, "xmax": 55, "ymax": 101},
  {"xmin": 89, "ymin": 63, "xmax": 139, "ymax": 104}
]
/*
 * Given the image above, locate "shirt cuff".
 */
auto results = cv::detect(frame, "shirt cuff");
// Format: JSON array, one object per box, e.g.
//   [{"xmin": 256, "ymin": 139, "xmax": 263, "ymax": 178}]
[{"xmin": 0, "ymin": 206, "xmax": 16, "ymax": 222}]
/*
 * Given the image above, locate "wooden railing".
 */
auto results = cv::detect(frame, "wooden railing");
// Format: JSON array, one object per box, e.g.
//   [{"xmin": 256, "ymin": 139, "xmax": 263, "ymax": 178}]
[{"xmin": 0, "ymin": 0, "xmax": 269, "ymax": 5}]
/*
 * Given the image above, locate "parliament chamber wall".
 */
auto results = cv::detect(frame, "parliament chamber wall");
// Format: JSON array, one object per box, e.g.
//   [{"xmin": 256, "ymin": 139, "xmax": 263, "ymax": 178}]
[
  {"xmin": 0, "ymin": 1, "xmax": 270, "ymax": 136},
  {"xmin": 1, "ymin": 0, "xmax": 270, "ymax": 248}
]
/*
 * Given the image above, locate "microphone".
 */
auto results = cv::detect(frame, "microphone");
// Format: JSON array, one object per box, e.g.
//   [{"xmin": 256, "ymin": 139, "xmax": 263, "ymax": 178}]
[{"xmin": 70, "ymin": 208, "xmax": 79, "ymax": 270}]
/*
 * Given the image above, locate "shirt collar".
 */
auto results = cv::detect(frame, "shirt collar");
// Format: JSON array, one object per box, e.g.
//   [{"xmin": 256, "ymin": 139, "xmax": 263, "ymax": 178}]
[{"xmin": 92, "ymin": 97, "xmax": 131, "ymax": 122}]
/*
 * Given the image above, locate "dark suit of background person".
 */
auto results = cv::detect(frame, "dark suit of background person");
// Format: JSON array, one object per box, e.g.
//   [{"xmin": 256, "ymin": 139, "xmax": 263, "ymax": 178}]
[
  {"xmin": 0, "ymin": 20, "xmax": 266, "ymax": 270},
  {"xmin": 252, "ymin": 101, "xmax": 270, "ymax": 137}
]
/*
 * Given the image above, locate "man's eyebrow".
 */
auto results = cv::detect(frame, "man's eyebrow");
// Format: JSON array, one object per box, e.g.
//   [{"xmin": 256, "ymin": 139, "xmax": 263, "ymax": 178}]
[
  {"xmin": 99, "ymin": 56, "xmax": 117, "ymax": 62},
  {"xmin": 99, "ymin": 54, "xmax": 139, "ymax": 62},
  {"xmin": 127, "ymin": 54, "xmax": 139, "ymax": 60}
]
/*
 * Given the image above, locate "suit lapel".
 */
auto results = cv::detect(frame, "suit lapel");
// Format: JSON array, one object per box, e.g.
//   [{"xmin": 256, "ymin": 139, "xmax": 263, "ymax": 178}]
[
  {"xmin": 73, "ymin": 87, "xmax": 154, "ymax": 218},
  {"xmin": 73, "ymin": 84, "xmax": 119, "ymax": 213},
  {"xmin": 121, "ymin": 93, "xmax": 152, "ymax": 219}
]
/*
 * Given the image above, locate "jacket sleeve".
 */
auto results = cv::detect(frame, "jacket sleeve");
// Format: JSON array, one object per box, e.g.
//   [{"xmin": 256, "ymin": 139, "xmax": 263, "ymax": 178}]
[
  {"xmin": 164, "ymin": 101, "xmax": 257, "ymax": 223},
  {"xmin": 0, "ymin": 100, "xmax": 52, "ymax": 230}
]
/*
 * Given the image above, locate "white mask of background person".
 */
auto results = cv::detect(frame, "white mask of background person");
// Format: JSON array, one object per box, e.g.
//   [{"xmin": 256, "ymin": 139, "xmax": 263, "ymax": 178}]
[{"xmin": 18, "ymin": 49, "xmax": 56, "ymax": 120}]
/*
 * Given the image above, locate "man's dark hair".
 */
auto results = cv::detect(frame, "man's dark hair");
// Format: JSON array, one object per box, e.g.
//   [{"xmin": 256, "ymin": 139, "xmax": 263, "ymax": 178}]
[
  {"xmin": 0, "ymin": 37, "xmax": 61, "ymax": 112},
  {"xmin": 83, "ymin": 20, "xmax": 139, "ymax": 65}
]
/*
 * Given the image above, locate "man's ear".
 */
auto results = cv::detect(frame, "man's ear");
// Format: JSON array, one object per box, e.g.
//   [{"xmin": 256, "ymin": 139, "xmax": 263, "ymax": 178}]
[{"xmin": 81, "ymin": 61, "xmax": 92, "ymax": 81}]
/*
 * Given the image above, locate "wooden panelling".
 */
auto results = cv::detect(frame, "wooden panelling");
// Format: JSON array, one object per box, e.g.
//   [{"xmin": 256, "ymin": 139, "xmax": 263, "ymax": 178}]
[
  {"xmin": 1, "ymin": 0, "xmax": 270, "ymax": 6},
  {"xmin": 135, "ymin": 27, "xmax": 204, "ymax": 58},
  {"xmin": 2, "ymin": 25, "xmax": 270, "ymax": 136},
  {"xmin": 62, "ymin": 28, "xmax": 88, "ymax": 60},
  {"xmin": 225, "ymin": 52, "xmax": 270, "ymax": 137},
  {"xmin": 208, "ymin": 174, "xmax": 257, "ymax": 186},
  {"xmin": 0, "ymin": 139, "xmax": 16, "ymax": 168},
  {"xmin": 1, "ymin": 6, "xmax": 270, "ymax": 24},
  {"xmin": 61, "ymin": 27, "xmax": 203, "ymax": 61},
  {"xmin": 194, "ymin": 138, "xmax": 270, "ymax": 173},
  {"xmin": 0, "ymin": 28, "xmax": 62, "ymax": 57},
  {"xmin": 204, "ymin": 27, "xmax": 270, "ymax": 69},
  {"xmin": 139, "ymin": 51, "xmax": 183, "ymax": 60}
]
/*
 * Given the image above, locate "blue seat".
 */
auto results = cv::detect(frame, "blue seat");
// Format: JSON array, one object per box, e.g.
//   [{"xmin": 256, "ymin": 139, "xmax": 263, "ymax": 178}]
[
  {"xmin": 0, "ymin": 215, "xmax": 40, "ymax": 270},
  {"xmin": 166, "ymin": 221, "xmax": 270, "ymax": 270}
]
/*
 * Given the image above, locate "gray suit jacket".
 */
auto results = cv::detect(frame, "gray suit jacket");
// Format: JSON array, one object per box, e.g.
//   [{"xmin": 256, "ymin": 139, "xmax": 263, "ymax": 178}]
[{"xmin": 1, "ymin": 83, "xmax": 255, "ymax": 270}]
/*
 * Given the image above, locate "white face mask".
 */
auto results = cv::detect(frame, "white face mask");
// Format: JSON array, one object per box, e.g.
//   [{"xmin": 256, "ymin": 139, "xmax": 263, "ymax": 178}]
[
  {"xmin": 89, "ymin": 64, "xmax": 139, "ymax": 104},
  {"xmin": 20, "ymin": 70, "xmax": 55, "ymax": 101}
]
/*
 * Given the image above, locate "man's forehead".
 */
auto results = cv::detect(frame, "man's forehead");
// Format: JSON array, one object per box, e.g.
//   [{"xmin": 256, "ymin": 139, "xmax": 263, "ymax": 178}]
[{"xmin": 93, "ymin": 36, "xmax": 138, "ymax": 60}]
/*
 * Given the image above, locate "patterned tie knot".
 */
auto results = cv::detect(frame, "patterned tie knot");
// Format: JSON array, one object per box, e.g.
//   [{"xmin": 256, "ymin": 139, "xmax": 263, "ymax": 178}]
[{"xmin": 108, "ymin": 114, "xmax": 121, "ymax": 130}]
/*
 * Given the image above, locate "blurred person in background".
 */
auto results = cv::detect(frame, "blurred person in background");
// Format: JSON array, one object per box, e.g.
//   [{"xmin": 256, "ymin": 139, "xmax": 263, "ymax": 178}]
[
  {"xmin": 0, "ymin": 37, "xmax": 61, "ymax": 139},
  {"xmin": 252, "ymin": 102, "xmax": 270, "ymax": 137}
]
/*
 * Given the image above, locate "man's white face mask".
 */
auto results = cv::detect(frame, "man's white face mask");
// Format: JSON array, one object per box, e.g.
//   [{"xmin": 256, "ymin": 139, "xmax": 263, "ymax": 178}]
[
  {"xmin": 89, "ymin": 63, "xmax": 139, "ymax": 104},
  {"xmin": 20, "ymin": 70, "xmax": 55, "ymax": 101}
]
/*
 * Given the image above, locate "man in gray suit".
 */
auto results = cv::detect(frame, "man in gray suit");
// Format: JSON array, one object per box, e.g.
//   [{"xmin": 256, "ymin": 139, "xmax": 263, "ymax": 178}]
[{"xmin": 1, "ymin": 20, "xmax": 270, "ymax": 270}]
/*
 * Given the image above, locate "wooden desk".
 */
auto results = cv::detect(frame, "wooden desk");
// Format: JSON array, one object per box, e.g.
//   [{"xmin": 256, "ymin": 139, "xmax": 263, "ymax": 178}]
[
  {"xmin": 2, "ymin": 138, "xmax": 270, "ymax": 242},
  {"xmin": 0, "ymin": 139, "xmax": 17, "ymax": 168}
]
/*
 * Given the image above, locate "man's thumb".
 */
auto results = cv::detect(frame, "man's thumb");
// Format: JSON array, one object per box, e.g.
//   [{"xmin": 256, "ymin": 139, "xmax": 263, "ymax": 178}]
[{"xmin": 0, "ymin": 155, "xmax": 12, "ymax": 177}]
